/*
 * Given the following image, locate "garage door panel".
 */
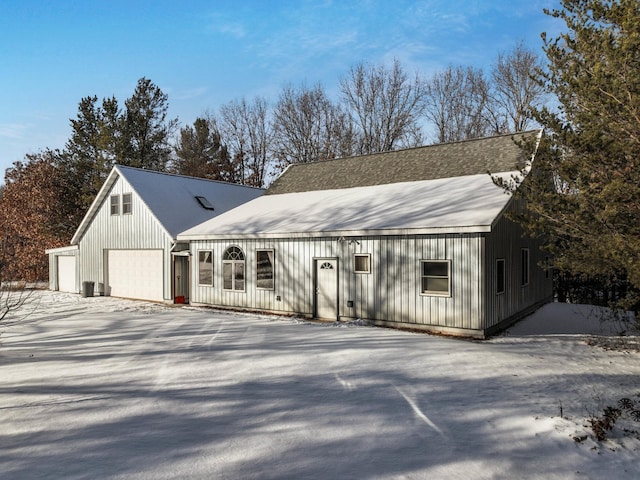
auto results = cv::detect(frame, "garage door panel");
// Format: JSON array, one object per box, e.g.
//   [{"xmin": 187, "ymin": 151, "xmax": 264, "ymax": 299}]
[
  {"xmin": 107, "ymin": 250, "xmax": 164, "ymax": 302},
  {"xmin": 57, "ymin": 256, "xmax": 76, "ymax": 293}
]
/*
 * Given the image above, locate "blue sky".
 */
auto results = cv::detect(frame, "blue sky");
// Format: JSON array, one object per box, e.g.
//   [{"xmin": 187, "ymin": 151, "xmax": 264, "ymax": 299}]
[{"xmin": 0, "ymin": 0, "xmax": 561, "ymax": 181}]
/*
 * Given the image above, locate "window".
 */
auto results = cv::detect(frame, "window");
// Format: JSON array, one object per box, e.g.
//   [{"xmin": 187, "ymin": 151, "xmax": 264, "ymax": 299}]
[
  {"xmin": 195, "ymin": 196, "xmax": 215, "ymax": 210},
  {"xmin": 198, "ymin": 250, "xmax": 213, "ymax": 286},
  {"xmin": 421, "ymin": 260, "xmax": 451, "ymax": 296},
  {"xmin": 223, "ymin": 246, "xmax": 245, "ymax": 291},
  {"xmin": 354, "ymin": 254, "xmax": 371, "ymax": 274},
  {"xmin": 521, "ymin": 248, "xmax": 530, "ymax": 286},
  {"xmin": 110, "ymin": 195, "xmax": 120, "ymax": 215},
  {"xmin": 256, "ymin": 250, "xmax": 275, "ymax": 289},
  {"xmin": 496, "ymin": 259, "xmax": 505, "ymax": 295},
  {"xmin": 122, "ymin": 193, "xmax": 132, "ymax": 215}
]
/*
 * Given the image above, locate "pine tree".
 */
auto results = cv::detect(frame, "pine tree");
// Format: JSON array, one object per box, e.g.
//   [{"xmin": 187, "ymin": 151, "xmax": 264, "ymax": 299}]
[{"xmin": 517, "ymin": 0, "xmax": 640, "ymax": 309}]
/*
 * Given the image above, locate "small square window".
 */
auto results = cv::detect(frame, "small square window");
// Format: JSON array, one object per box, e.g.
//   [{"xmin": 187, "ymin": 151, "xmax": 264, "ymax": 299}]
[
  {"xmin": 122, "ymin": 193, "xmax": 132, "ymax": 215},
  {"xmin": 110, "ymin": 195, "xmax": 120, "ymax": 215},
  {"xmin": 354, "ymin": 254, "xmax": 371, "ymax": 274},
  {"xmin": 421, "ymin": 260, "xmax": 451, "ymax": 296}
]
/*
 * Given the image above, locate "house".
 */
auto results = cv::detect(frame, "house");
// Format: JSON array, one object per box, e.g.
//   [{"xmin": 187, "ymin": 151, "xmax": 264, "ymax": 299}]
[
  {"xmin": 177, "ymin": 131, "xmax": 552, "ymax": 338},
  {"xmin": 46, "ymin": 165, "xmax": 263, "ymax": 303}
]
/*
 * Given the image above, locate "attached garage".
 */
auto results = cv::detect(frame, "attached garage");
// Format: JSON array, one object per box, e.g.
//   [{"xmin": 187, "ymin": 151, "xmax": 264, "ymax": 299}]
[
  {"xmin": 57, "ymin": 256, "xmax": 77, "ymax": 293},
  {"xmin": 106, "ymin": 249, "xmax": 164, "ymax": 302},
  {"xmin": 46, "ymin": 165, "xmax": 264, "ymax": 303}
]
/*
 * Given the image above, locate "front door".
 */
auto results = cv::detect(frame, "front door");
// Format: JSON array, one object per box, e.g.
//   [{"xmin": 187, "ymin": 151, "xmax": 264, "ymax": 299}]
[
  {"xmin": 173, "ymin": 255, "xmax": 189, "ymax": 303},
  {"xmin": 315, "ymin": 258, "xmax": 338, "ymax": 320}
]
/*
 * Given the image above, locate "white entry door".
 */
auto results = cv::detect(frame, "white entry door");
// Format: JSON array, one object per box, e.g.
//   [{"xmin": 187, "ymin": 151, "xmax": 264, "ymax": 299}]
[
  {"xmin": 57, "ymin": 256, "xmax": 76, "ymax": 293},
  {"xmin": 107, "ymin": 249, "xmax": 164, "ymax": 302},
  {"xmin": 315, "ymin": 258, "xmax": 338, "ymax": 320}
]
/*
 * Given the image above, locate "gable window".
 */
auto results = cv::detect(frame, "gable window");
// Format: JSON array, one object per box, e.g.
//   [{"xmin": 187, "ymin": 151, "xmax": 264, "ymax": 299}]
[
  {"xmin": 354, "ymin": 254, "xmax": 371, "ymax": 274},
  {"xmin": 496, "ymin": 259, "xmax": 505, "ymax": 295},
  {"xmin": 122, "ymin": 193, "xmax": 132, "ymax": 215},
  {"xmin": 110, "ymin": 195, "xmax": 120, "ymax": 215},
  {"xmin": 198, "ymin": 250, "xmax": 213, "ymax": 286},
  {"xmin": 521, "ymin": 248, "xmax": 530, "ymax": 286},
  {"xmin": 256, "ymin": 249, "xmax": 275, "ymax": 290},
  {"xmin": 223, "ymin": 246, "xmax": 245, "ymax": 291},
  {"xmin": 421, "ymin": 260, "xmax": 451, "ymax": 296}
]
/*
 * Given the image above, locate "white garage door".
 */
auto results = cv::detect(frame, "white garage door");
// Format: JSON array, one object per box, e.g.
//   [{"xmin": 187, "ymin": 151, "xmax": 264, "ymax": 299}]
[
  {"xmin": 107, "ymin": 250, "xmax": 164, "ymax": 302},
  {"xmin": 57, "ymin": 256, "xmax": 76, "ymax": 293}
]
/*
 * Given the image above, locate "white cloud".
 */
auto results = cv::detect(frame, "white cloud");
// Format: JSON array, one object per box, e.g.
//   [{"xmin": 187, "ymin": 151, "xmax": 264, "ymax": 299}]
[{"xmin": 0, "ymin": 123, "xmax": 28, "ymax": 139}]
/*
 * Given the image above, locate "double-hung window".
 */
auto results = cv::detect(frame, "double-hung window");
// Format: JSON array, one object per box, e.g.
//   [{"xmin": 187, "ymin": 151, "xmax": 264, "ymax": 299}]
[
  {"xmin": 122, "ymin": 193, "xmax": 132, "ymax": 214},
  {"xmin": 421, "ymin": 260, "xmax": 451, "ymax": 296},
  {"xmin": 110, "ymin": 195, "xmax": 120, "ymax": 215},
  {"xmin": 198, "ymin": 250, "xmax": 213, "ymax": 286},
  {"xmin": 256, "ymin": 250, "xmax": 275, "ymax": 290}
]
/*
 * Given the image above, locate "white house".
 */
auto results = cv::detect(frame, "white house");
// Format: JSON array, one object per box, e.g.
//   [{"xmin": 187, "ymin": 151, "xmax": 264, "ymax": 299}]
[
  {"xmin": 46, "ymin": 165, "xmax": 263, "ymax": 303},
  {"xmin": 177, "ymin": 131, "xmax": 552, "ymax": 338}
]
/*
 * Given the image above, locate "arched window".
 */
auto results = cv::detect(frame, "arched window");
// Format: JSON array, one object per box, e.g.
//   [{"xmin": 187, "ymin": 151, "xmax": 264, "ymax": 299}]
[{"xmin": 223, "ymin": 246, "xmax": 245, "ymax": 291}]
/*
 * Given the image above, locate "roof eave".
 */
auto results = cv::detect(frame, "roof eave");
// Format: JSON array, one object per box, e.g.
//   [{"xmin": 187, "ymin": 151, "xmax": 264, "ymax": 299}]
[
  {"xmin": 177, "ymin": 224, "xmax": 494, "ymax": 241},
  {"xmin": 70, "ymin": 166, "xmax": 122, "ymax": 245}
]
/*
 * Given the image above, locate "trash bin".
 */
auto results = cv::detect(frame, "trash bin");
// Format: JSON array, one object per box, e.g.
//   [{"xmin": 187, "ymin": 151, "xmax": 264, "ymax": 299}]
[
  {"xmin": 82, "ymin": 281, "xmax": 95, "ymax": 297},
  {"xmin": 97, "ymin": 282, "xmax": 104, "ymax": 296}
]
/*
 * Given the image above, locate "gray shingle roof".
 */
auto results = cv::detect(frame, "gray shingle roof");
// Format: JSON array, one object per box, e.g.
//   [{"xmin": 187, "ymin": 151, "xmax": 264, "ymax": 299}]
[{"xmin": 266, "ymin": 130, "xmax": 539, "ymax": 195}]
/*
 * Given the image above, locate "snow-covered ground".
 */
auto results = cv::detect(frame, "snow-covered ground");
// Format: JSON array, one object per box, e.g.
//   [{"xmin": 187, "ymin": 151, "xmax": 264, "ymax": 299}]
[{"xmin": 1, "ymin": 291, "xmax": 639, "ymax": 480}]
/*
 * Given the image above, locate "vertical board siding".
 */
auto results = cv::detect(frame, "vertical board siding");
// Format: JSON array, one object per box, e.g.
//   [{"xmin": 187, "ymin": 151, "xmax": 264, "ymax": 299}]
[
  {"xmin": 190, "ymin": 233, "xmax": 485, "ymax": 332},
  {"xmin": 77, "ymin": 177, "xmax": 173, "ymax": 300},
  {"xmin": 483, "ymin": 203, "xmax": 553, "ymax": 329}
]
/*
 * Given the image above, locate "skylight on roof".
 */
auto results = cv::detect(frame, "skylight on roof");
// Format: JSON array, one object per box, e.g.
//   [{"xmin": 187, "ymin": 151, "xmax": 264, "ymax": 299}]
[{"xmin": 195, "ymin": 196, "xmax": 215, "ymax": 210}]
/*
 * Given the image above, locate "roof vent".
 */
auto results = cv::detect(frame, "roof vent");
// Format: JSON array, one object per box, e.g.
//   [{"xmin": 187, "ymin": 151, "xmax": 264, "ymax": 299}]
[{"xmin": 195, "ymin": 196, "xmax": 215, "ymax": 211}]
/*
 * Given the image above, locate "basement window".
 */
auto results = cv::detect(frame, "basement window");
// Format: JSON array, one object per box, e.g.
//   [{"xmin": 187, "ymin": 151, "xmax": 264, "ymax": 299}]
[
  {"xmin": 420, "ymin": 260, "xmax": 451, "ymax": 296},
  {"xmin": 195, "ymin": 196, "xmax": 214, "ymax": 211}
]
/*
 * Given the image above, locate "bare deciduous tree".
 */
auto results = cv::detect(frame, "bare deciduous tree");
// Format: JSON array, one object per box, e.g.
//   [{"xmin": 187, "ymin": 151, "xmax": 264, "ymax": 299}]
[
  {"xmin": 424, "ymin": 65, "xmax": 492, "ymax": 143},
  {"xmin": 340, "ymin": 59, "xmax": 426, "ymax": 153},
  {"xmin": 218, "ymin": 97, "xmax": 273, "ymax": 187},
  {"xmin": 489, "ymin": 41, "xmax": 545, "ymax": 133},
  {"xmin": 272, "ymin": 83, "xmax": 354, "ymax": 170}
]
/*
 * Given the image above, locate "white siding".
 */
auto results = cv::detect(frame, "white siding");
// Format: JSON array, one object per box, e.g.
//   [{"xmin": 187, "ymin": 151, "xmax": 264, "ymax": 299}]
[
  {"xmin": 77, "ymin": 176, "xmax": 173, "ymax": 300},
  {"xmin": 189, "ymin": 234, "xmax": 486, "ymax": 334},
  {"xmin": 483, "ymin": 203, "xmax": 553, "ymax": 331}
]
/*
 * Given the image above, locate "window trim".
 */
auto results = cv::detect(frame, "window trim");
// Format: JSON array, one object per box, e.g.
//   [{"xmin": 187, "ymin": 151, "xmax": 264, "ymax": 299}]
[
  {"xmin": 256, "ymin": 249, "xmax": 275, "ymax": 290},
  {"xmin": 110, "ymin": 194, "xmax": 120, "ymax": 216},
  {"xmin": 521, "ymin": 248, "xmax": 530, "ymax": 287},
  {"xmin": 496, "ymin": 258, "xmax": 505, "ymax": 295},
  {"xmin": 223, "ymin": 246, "xmax": 246, "ymax": 292},
  {"xmin": 420, "ymin": 259, "xmax": 451, "ymax": 297},
  {"xmin": 122, "ymin": 193, "xmax": 132, "ymax": 215},
  {"xmin": 354, "ymin": 254, "xmax": 371, "ymax": 274},
  {"xmin": 197, "ymin": 250, "xmax": 214, "ymax": 287}
]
